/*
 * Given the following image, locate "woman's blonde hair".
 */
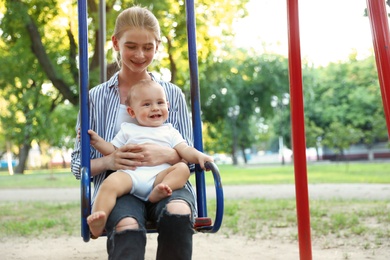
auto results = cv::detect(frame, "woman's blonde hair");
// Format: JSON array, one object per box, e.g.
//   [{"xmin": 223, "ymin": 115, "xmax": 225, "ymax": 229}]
[{"xmin": 113, "ymin": 6, "xmax": 161, "ymax": 42}]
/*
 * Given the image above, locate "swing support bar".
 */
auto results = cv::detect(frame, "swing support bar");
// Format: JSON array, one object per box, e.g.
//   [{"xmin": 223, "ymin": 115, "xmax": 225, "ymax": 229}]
[
  {"xmin": 286, "ymin": 0, "xmax": 312, "ymax": 259},
  {"xmin": 366, "ymin": 0, "xmax": 390, "ymax": 138}
]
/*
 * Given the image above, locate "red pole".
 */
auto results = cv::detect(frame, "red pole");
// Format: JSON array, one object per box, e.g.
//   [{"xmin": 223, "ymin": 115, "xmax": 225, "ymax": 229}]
[
  {"xmin": 286, "ymin": 0, "xmax": 312, "ymax": 259},
  {"xmin": 366, "ymin": 0, "xmax": 390, "ymax": 138}
]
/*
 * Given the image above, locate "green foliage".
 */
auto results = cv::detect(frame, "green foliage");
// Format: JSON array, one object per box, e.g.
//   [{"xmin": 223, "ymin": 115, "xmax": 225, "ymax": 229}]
[
  {"xmin": 201, "ymin": 50, "xmax": 290, "ymax": 157},
  {"xmin": 0, "ymin": 0, "xmax": 250, "ymax": 171},
  {"xmin": 0, "ymin": 0, "xmax": 388, "ymax": 172},
  {"xmin": 304, "ymin": 55, "xmax": 388, "ymax": 155}
]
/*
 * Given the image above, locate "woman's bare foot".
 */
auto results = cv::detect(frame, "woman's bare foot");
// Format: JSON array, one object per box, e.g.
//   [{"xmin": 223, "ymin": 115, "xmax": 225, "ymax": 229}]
[
  {"xmin": 148, "ymin": 183, "xmax": 172, "ymax": 203},
  {"xmin": 87, "ymin": 211, "xmax": 107, "ymax": 238}
]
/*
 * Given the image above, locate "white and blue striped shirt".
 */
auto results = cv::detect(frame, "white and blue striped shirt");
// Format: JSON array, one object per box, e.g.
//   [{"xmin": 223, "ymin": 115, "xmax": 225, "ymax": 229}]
[{"xmin": 71, "ymin": 72, "xmax": 195, "ymax": 203}]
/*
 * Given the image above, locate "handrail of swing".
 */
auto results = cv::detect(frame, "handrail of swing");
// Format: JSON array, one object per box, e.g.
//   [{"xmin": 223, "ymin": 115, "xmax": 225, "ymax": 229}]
[{"xmin": 195, "ymin": 161, "xmax": 224, "ymax": 233}]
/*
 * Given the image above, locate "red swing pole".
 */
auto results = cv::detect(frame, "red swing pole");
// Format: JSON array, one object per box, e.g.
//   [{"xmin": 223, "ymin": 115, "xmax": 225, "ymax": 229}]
[
  {"xmin": 286, "ymin": 0, "xmax": 313, "ymax": 259},
  {"xmin": 366, "ymin": 0, "xmax": 390, "ymax": 138}
]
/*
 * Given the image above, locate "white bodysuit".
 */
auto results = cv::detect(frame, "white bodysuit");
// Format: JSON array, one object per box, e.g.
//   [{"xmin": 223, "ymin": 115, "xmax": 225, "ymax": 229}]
[{"xmin": 111, "ymin": 122, "xmax": 186, "ymax": 201}]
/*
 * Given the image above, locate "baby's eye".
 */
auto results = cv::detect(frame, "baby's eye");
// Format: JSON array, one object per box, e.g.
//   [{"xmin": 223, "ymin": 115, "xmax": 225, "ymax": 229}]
[{"xmin": 143, "ymin": 102, "xmax": 151, "ymax": 107}]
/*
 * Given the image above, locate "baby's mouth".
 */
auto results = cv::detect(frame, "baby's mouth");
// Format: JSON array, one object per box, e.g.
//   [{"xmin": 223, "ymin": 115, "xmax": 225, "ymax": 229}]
[{"xmin": 150, "ymin": 114, "xmax": 161, "ymax": 118}]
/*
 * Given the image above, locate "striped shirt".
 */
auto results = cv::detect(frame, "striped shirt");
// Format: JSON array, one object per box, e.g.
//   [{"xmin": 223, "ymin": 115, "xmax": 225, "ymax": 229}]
[{"xmin": 70, "ymin": 72, "xmax": 195, "ymax": 203}]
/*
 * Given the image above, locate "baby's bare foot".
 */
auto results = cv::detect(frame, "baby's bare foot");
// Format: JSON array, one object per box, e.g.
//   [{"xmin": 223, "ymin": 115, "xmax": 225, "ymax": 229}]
[
  {"xmin": 148, "ymin": 183, "xmax": 172, "ymax": 203},
  {"xmin": 87, "ymin": 211, "xmax": 107, "ymax": 238}
]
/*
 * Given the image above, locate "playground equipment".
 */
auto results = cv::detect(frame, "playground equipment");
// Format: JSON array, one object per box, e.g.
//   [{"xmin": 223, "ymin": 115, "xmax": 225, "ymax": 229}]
[
  {"xmin": 286, "ymin": 1, "xmax": 390, "ymax": 259},
  {"xmin": 77, "ymin": 0, "xmax": 390, "ymax": 259},
  {"xmin": 77, "ymin": 0, "xmax": 224, "ymax": 243}
]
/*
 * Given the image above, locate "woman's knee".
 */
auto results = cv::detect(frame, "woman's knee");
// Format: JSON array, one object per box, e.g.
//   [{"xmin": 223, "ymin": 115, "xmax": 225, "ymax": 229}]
[
  {"xmin": 166, "ymin": 199, "xmax": 191, "ymax": 215},
  {"xmin": 115, "ymin": 217, "xmax": 139, "ymax": 232}
]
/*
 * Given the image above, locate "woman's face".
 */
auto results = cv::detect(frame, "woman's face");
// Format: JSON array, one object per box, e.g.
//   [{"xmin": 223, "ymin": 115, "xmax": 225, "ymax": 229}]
[{"xmin": 113, "ymin": 28, "xmax": 158, "ymax": 73}]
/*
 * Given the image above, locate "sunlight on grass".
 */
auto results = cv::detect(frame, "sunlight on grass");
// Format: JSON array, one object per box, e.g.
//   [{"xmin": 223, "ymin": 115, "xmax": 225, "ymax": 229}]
[
  {"xmin": 193, "ymin": 162, "xmax": 390, "ymax": 185},
  {"xmin": 207, "ymin": 198, "xmax": 390, "ymax": 248},
  {"xmin": 0, "ymin": 162, "xmax": 389, "ymax": 189},
  {"xmin": 0, "ymin": 202, "xmax": 79, "ymax": 238}
]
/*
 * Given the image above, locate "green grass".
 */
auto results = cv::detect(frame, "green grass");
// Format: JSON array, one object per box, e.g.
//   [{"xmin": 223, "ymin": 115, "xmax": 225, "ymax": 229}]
[
  {"xmin": 0, "ymin": 162, "xmax": 388, "ymax": 250},
  {"xmin": 1, "ymin": 198, "xmax": 389, "ymax": 251},
  {"xmin": 0, "ymin": 171, "xmax": 77, "ymax": 188},
  {"xmin": 0, "ymin": 161, "xmax": 389, "ymax": 189},
  {"xmin": 0, "ymin": 201, "xmax": 80, "ymax": 238},
  {"xmin": 193, "ymin": 161, "xmax": 390, "ymax": 185},
  {"xmin": 207, "ymin": 198, "xmax": 390, "ymax": 249}
]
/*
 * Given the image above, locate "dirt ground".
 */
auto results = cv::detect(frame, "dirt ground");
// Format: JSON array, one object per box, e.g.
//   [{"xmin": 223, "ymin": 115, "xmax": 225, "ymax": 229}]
[
  {"xmin": 1, "ymin": 233, "xmax": 389, "ymax": 260},
  {"xmin": 1, "ymin": 184, "xmax": 389, "ymax": 259}
]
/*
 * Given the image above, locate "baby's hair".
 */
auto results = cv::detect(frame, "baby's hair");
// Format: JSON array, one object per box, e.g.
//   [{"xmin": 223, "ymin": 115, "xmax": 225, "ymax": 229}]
[
  {"xmin": 125, "ymin": 80, "xmax": 164, "ymax": 106},
  {"xmin": 113, "ymin": 6, "xmax": 161, "ymax": 67}
]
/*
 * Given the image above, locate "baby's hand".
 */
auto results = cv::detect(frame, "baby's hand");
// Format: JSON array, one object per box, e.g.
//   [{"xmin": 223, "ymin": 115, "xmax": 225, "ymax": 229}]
[
  {"xmin": 88, "ymin": 129, "xmax": 103, "ymax": 146},
  {"xmin": 77, "ymin": 128, "xmax": 81, "ymax": 141}
]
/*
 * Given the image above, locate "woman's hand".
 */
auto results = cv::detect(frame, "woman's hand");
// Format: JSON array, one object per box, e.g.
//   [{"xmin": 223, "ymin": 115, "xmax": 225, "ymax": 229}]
[
  {"xmin": 136, "ymin": 143, "xmax": 181, "ymax": 166},
  {"xmin": 101, "ymin": 144, "xmax": 144, "ymax": 172}
]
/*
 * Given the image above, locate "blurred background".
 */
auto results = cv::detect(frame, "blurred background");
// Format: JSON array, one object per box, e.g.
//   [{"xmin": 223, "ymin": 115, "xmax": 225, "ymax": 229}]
[{"xmin": 1, "ymin": 0, "xmax": 389, "ymax": 174}]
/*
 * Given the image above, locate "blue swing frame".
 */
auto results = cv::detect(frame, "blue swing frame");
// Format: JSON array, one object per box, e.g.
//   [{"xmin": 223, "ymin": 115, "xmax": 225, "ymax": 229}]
[{"xmin": 77, "ymin": 0, "xmax": 224, "ymax": 242}]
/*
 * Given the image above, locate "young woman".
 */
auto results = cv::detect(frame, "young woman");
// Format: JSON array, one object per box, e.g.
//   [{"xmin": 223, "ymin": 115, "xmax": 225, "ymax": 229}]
[{"xmin": 71, "ymin": 6, "xmax": 196, "ymax": 259}]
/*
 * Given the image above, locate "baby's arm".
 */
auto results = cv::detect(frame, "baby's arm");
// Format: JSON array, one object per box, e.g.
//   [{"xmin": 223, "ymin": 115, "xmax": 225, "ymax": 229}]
[
  {"xmin": 174, "ymin": 142, "xmax": 214, "ymax": 169},
  {"xmin": 88, "ymin": 129, "xmax": 116, "ymax": 156}
]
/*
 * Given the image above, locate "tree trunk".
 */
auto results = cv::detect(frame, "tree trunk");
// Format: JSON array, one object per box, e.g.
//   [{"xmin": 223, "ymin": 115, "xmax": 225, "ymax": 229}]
[
  {"xmin": 241, "ymin": 147, "xmax": 247, "ymax": 164},
  {"xmin": 15, "ymin": 143, "xmax": 31, "ymax": 174}
]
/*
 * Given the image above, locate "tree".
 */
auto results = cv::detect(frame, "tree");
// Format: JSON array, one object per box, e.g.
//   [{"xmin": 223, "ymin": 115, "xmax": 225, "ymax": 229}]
[
  {"xmin": 322, "ymin": 122, "xmax": 363, "ymax": 160},
  {"xmin": 200, "ymin": 49, "xmax": 290, "ymax": 163},
  {"xmin": 303, "ymin": 54, "xmax": 387, "ymax": 160},
  {"xmin": 0, "ymin": 0, "xmax": 250, "ymax": 171}
]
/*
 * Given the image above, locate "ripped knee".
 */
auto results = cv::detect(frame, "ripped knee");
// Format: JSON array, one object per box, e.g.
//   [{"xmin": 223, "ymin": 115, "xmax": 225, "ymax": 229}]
[
  {"xmin": 115, "ymin": 217, "xmax": 139, "ymax": 232},
  {"xmin": 166, "ymin": 199, "xmax": 191, "ymax": 215}
]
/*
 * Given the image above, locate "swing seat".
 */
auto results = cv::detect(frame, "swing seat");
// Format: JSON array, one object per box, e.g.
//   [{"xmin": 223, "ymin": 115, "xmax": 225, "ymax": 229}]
[{"xmin": 81, "ymin": 161, "xmax": 224, "ymax": 242}]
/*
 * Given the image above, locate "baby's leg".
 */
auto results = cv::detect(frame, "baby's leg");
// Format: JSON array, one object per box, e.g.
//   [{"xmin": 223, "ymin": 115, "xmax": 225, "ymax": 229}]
[
  {"xmin": 87, "ymin": 171, "xmax": 133, "ymax": 238},
  {"xmin": 148, "ymin": 162, "xmax": 190, "ymax": 203}
]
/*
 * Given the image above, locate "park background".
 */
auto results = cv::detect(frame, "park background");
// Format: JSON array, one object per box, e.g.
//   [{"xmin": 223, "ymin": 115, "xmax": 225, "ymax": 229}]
[
  {"xmin": 1, "ymin": 0, "xmax": 390, "ymax": 173},
  {"xmin": 1, "ymin": 1, "xmax": 390, "ymax": 259}
]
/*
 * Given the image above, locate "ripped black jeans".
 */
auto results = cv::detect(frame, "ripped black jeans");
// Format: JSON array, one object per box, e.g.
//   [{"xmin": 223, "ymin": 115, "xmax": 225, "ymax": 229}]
[{"xmin": 105, "ymin": 186, "xmax": 196, "ymax": 260}]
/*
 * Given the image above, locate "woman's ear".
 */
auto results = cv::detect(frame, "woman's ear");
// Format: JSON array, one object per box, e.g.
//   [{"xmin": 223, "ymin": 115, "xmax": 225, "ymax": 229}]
[
  {"xmin": 112, "ymin": 35, "xmax": 119, "ymax": 51},
  {"xmin": 127, "ymin": 106, "xmax": 136, "ymax": 118}
]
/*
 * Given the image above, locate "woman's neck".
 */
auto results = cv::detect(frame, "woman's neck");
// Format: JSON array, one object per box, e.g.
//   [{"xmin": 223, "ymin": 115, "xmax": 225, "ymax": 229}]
[
  {"xmin": 117, "ymin": 69, "xmax": 151, "ymax": 104},
  {"xmin": 118, "ymin": 70, "xmax": 151, "ymax": 88}
]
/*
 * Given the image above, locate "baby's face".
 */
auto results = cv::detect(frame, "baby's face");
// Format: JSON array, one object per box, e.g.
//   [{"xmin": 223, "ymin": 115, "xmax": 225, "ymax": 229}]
[{"xmin": 128, "ymin": 83, "xmax": 169, "ymax": 127}]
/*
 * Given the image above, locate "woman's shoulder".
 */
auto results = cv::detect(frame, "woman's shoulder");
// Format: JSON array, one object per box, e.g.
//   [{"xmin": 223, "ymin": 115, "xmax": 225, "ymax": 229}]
[
  {"xmin": 158, "ymin": 80, "xmax": 181, "ymax": 92},
  {"xmin": 89, "ymin": 73, "xmax": 119, "ymax": 96},
  {"xmin": 156, "ymin": 80, "xmax": 184, "ymax": 104}
]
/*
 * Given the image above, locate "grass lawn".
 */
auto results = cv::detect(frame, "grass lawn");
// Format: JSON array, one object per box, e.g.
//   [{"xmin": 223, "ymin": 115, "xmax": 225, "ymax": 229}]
[
  {"xmin": 0, "ymin": 161, "xmax": 389, "ymax": 189},
  {"xmin": 1, "ymin": 198, "xmax": 389, "ymax": 252},
  {"xmin": 0, "ymin": 161, "xmax": 389, "ymax": 251}
]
